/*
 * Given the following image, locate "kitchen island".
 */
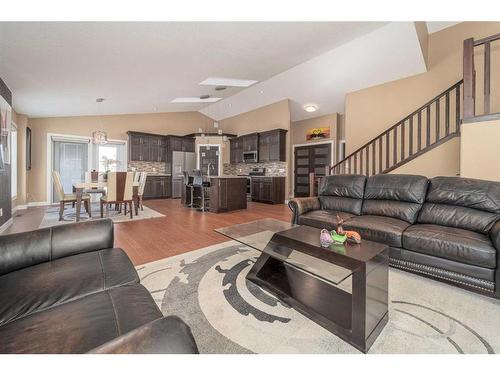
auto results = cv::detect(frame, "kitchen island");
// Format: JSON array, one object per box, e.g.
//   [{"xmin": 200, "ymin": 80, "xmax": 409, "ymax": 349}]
[{"xmin": 209, "ymin": 176, "xmax": 247, "ymax": 213}]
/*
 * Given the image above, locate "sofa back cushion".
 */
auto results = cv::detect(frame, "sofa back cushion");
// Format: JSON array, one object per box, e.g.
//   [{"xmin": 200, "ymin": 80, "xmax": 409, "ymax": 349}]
[
  {"xmin": 418, "ymin": 177, "xmax": 500, "ymax": 234},
  {"xmin": 318, "ymin": 175, "xmax": 366, "ymax": 215},
  {"xmin": 362, "ymin": 174, "xmax": 429, "ymax": 223}
]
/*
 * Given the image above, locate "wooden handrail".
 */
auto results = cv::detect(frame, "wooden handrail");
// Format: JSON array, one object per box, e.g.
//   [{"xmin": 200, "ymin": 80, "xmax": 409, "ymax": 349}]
[{"xmin": 331, "ymin": 80, "xmax": 463, "ymax": 174}]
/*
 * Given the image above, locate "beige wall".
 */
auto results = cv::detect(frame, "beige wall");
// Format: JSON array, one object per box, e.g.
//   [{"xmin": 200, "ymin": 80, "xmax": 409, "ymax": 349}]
[
  {"xmin": 390, "ymin": 136, "xmax": 460, "ymax": 178},
  {"xmin": 27, "ymin": 111, "xmax": 213, "ymax": 203},
  {"xmin": 460, "ymin": 119, "xmax": 500, "ymax": 182},
  {"xmin": 11, "ymin": 111, "xmax": 28, "ymax": 207},
  {"xmin": 345, "ymin": 22, "xmax": 500, "ymax": 158}
]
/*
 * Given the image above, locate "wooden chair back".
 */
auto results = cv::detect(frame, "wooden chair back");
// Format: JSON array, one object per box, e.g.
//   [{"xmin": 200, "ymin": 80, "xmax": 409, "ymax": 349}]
[
  {"xmin": 138, "ymin": 172, "xmax": 148, "ymax": 196},
  {"xmin": 106, "ymin": 171, "xmax": 133, "ymax": 201},
  {"xmin": 52, "ymin": 171, "xmax": 65, "ymax": 201},
  {"xmin": 85, "ymin": 171, "xmax": 101, "ymax": 184}
]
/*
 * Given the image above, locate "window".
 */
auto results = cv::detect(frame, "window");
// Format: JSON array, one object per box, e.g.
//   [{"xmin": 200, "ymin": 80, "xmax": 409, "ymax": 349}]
[
  {"xmin": 93, "ymin": 141, "xmax": 126, "ymax": 172},
  {"xmin": 10, "ymin": 123, "xmax": 17, "ymax": 199}
]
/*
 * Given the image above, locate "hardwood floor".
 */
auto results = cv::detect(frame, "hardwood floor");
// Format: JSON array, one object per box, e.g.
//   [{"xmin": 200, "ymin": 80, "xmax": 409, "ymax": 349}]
[{"xmin": 3, "ymin": 199, "xmax": 292, "ymax": 266}]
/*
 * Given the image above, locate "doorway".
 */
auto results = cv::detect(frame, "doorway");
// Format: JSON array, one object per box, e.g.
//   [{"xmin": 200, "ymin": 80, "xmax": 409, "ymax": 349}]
[
  {"xmin": 294, "ymin": 142, "xmax": 332, "ymax": 197},
  {"xmin": 51, "ymin": 137, "xmax": 90, "ymax": 203},
  {"xmin": 198, "ymin": 145, "xmax": 220, "ymax": 176}
]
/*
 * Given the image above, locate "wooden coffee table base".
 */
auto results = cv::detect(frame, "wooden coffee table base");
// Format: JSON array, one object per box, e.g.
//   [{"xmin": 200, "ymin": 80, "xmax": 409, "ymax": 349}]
[{"xmin": 246, "ymin": 248, "xmax": 389, "ymax": 353}]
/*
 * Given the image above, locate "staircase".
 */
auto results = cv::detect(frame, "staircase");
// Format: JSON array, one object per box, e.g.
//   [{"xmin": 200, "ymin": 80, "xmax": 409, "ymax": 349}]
[{"xmin": 330, "ymin": 80, "xmax": 463, "ymax": 176}]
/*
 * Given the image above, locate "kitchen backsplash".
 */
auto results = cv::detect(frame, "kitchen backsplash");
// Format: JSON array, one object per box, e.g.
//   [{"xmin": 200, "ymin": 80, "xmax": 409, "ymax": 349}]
[
  {"xmin": 128, "ymin": 161, "xmax": 169, "ymax": 174},
  {"xmin": 223, "ymin": 161, "xmax": 287, "ymax": 177}
]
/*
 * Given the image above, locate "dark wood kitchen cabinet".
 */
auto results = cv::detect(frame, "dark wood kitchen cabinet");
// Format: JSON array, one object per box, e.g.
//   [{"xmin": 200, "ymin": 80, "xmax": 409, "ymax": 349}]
[
  {"xmin": 258, "ymin": 129, "xmax": 287, "ymax": 162},
  {"xmin": 209, "ymin": 177, "xmax": 247, "ymax": 213},
  {"xmin": 251, "ymin": 176, "xmax": 285, "ymax": 204},
  {"xmin": 230, "ymin": 137, "xmax": 243, "ymax": 164},
  {"xmin": 128, "ymin": 132, "xmax": 167, "ymax": 162},
  {"xmin": 143, "ymin": 175, "xmax": 171, "ymax": 199},
  {"xmin": 243, "ymin": 133, "xmax": 259, "ymax": 152},
  {"xmin": 168, "ymin": 136, "xmax": 195, "ymax": 152}
]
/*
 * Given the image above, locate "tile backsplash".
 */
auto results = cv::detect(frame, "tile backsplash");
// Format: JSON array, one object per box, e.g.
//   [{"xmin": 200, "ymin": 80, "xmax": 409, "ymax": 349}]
[
  {"xmin": 223, "ymin": 161, "xmax": 287, "ymax": 177},
  {"xmin": 128, "ymin": 161, "xmax": 169, "ymax": 174}
]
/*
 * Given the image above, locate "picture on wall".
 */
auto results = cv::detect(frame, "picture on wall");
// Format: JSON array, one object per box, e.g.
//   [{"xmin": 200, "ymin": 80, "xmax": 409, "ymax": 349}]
[
  {"xmin": 306, "ymin": 127, "xmax": 330, "ymax": 141},
  {"xmin": 26, "ymin": 127, "xmax": 32, "ymax": 170}
]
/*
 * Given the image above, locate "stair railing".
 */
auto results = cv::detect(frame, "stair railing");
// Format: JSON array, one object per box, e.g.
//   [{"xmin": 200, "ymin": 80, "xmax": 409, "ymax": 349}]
[{"xmin": 330, "ymin": 80, "xmax": 463, "ymax": 176}]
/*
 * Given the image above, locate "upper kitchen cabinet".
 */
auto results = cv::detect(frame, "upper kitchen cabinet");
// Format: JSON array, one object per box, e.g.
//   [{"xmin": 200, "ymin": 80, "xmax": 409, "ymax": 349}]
[
  {"xmin": 127, "ymin": 131, "xmax": 168, "ymax": 162},
  {"xmin": 242, "ymin": 133, "xmax": 259, "ymax": 152},
  {"xmin": 168, "ymin": 136, "xmax": 195, "ymax": 153},
  {"xmin": 258, "ymin": 129, "xmax": 287, "ymax": 162},
  {"xmin": 230, "ymin": 137, "xmax": 243, "ymax": 164}
]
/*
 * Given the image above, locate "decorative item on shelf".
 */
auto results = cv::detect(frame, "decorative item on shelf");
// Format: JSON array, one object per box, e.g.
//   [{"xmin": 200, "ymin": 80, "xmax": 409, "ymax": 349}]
[{"xmin": 92, "ymin": 98, "xmax": 108, "ymax": 144}]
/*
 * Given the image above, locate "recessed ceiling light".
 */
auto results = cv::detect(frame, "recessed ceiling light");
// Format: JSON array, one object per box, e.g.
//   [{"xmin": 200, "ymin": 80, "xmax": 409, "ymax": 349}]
[
  {"xmin": 259, "ymin": 90, "xmax": 264, "ymax": 94},
  {"xmin": 171, "ymin": 97, "xmax": 222, "ymax": 103},
  {"xmin": 303, "ymin": 104, "xmax": 318, "ymax": 113},
  {"xmin": 200, "ymin": 77, "xmax": 258, "ymax": 88}
]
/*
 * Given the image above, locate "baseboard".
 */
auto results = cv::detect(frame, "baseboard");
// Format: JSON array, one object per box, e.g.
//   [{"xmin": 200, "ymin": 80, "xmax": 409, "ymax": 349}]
[
  {"xmin": 28, "ymin": 201, "xmax": 50, "ymax": 207},
  {"xmin": 0, "ymin": 218, "xmax": 13, "ymax": 234},
  {"xmin": 12, "ymin": 204, "xmax": 28, "ymax": 214}
]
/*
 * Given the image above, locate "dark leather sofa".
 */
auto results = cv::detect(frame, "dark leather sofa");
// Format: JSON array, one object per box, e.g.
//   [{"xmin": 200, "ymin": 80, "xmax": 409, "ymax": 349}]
[
  {"xmin": 0, "ymin": 219, "xmax": 198, "ymax": 354},
  {"xmin": 289, "ymin": 174, "xmax": 500, "ymax": 298}
]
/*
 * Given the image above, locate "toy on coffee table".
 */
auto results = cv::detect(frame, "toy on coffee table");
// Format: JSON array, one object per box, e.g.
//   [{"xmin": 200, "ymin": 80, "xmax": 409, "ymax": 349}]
[
  {"xmin": 335, "ymin": 215, "xmax": 362, "ymax": 244},
  {"xmin": 320, "ymin": 229, "xmax": 346, "ymax": 247}
]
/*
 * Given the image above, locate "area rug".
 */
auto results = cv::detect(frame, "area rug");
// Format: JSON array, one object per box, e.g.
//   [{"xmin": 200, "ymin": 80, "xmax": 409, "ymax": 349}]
[
  {"xmin": 138, "ymin": 241, "xmax": 500, "ymax": 354},
  {"xmin": 39, "ymin": 202, "xmax": 164, "ymax": 228}
]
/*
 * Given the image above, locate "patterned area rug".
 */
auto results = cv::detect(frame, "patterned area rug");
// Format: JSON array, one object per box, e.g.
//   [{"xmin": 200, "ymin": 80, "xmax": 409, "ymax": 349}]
[
  {"xmin": 138, "ymin": 241, "xmax": 500, "ymax": 354},
  {"xmin": 39, "ymin": 202, "xmax": 164, "ymax": 228}
]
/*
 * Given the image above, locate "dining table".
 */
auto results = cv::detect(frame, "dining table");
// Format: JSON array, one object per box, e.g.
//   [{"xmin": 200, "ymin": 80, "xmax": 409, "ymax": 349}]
[{"xmin": 72, "ymin": 181, "xmax": 140, "ymax": 222}]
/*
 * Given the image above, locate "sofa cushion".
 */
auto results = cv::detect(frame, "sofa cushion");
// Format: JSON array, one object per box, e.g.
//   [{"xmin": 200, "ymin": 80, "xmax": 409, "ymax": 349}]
[
  {"xmin": 402, "ymin": 224, "xmax": 497, "ymax": 269},
  {"xmin": 343, "ymin": 215, "xmax": 411, "ymax": 247},
  {"xmin": 0, "ymin": 248, "xmax": 138, "ymax": 326},
  {"xmin": 298, "ymin": 210, "xmax": 354, "ymax": 230},
  {"xmin": 361, "ymin": 174, "xmax": 428, "ymax": 223},
  {"xmin": 418, "ymin": 177, "xmax": 500, "ymax": 234},
  {"xmin": 318, "ymin": 175, "xmax": 366, "ymax": 215},
  {"xmin": 0, "ymin": 284, "xmax": 162, "ymax": 354}
]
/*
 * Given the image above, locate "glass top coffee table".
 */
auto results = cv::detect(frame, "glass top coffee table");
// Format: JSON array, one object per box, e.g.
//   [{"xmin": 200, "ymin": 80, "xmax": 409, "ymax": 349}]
[{"xmin": 215, "ymin": 218, "xmax": 389, "ymax": 353}]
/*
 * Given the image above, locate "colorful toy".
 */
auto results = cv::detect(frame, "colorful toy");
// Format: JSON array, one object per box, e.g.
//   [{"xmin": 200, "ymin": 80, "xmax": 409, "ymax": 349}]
[
  {"xmin": 320, "ymin": 229, "xmax": 334, "ymax": 247},
  {"xmin": 330, "ymin": 230, "xmax": 347, "ymax": 244},
  {"xmin": 336, "ymin": 214, "xmax": 362, "ymax": 243}
]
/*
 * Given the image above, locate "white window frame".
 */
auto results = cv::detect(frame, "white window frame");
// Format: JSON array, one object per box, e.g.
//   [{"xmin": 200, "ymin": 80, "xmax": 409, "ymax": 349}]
[
  {"xmin": 92, "ymin": 139, "xmax": 128, "ymax": 172},
  {"xmin": 10, "ymin": 122, "xmax": 17, "ymax": 199}
]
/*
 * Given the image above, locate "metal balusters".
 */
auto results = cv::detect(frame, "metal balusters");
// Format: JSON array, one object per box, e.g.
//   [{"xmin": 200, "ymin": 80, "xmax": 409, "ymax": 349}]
[
  {"xmin": 435, "ymin": 99, "xmax": 440, "ymax": 142},
  {"xmin": 426, "ymin": 106, "xmax": 431, "ymax": 147},
  {"xmin": 417, "ymin": 111, "xmax": 422, "ymax": 152},
  {"xmin": 378, "ymin": 137, "xmax": 382, "ymax": 174},
  {"xmin": 445, "ymin": 92, "xmax": 450, "ymax": 136}
]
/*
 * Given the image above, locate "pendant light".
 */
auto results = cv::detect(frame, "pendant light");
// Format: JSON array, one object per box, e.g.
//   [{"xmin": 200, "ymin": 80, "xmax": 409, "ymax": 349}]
[{"xmin": 92, "ymin": 98, "xmax": 108, "ymax": 145}]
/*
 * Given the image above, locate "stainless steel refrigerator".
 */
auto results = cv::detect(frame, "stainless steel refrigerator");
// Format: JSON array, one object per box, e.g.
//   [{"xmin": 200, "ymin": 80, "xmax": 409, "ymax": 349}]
[{"xmin": 172, "ymin": 151, "xmax": 196, "ymax": 198}]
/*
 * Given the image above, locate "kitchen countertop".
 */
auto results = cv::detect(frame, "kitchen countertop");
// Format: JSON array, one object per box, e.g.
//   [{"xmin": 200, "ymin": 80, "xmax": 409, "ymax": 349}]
[
  {"xmin": 146, "ymin": 173, "xmax": 171, "ymax": 177},
  {"xmin": 209, "ymin": 175, "xmax": 248, "ymax": 179}
]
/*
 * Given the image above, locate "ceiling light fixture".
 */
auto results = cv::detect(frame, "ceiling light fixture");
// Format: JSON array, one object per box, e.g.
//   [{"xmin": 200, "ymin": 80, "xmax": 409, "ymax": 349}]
[
  {"xmin": 92, "ymin": 98, "xmax": 108, "ymax": 145},
  {"xmin": 303, "ymin": 104, "xmax": 318, "ymax": 113},
  {"xmin": 215, "ymin": 86, "xmax": 227, "ymax": 91},
  {"xmin": 200, "ymin": 77, "xmax": 258, "ymax": 88},
  {"xmin": 171, "ymin": 97, "xmax": 222, "ymax": 103}
]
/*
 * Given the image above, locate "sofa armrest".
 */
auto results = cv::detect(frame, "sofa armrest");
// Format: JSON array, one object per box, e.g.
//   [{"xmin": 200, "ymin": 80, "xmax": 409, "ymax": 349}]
[
  {"xmin": 0, "ymin": 219, "xmax": 114, "ymax": 276},
  {"xmin": 288, "ymin": 197, "xmax": 321, "ymax": 224},
  {"xmin": 491, "ymin": 219, "xmax": 500, "ymax": 252},
  {"xmin": 88, "ymin": 316, "xmax": 199, "ymax": 354}
]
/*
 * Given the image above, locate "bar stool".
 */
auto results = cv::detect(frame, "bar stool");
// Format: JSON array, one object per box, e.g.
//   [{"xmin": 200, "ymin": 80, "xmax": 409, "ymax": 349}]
[
  {"xmin": 190, "ymin": 169, "xmax": 210, "ymax": 212},
  {"xmin": 183, "ymin": 171, "xmax": 193, "ymax": 207}
]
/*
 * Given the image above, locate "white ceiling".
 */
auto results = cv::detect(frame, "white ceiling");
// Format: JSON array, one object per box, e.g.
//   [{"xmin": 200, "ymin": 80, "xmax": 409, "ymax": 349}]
[
  {"xmin": 0, "ymin": 22, "xmax": 387, "ymax": 118},
  {"xmin": 202, "ymin": 22, "xmax": 428, "ymax": 121}
]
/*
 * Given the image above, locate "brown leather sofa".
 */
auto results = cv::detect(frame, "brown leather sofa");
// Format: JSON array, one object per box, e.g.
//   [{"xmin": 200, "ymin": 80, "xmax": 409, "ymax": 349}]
[
  {"xmin": 289, "ymin": 174, "xmax": 500, "ymax": 298},
  {"xmin": 0, "ymin": 219, "xmax": 198, "ymax": 354}
]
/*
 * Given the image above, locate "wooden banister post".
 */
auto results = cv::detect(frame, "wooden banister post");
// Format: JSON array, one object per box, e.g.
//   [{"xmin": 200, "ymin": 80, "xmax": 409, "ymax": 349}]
[{"xmin": 463, "ymin": 38, "xmax": 475, "ymax": 119}]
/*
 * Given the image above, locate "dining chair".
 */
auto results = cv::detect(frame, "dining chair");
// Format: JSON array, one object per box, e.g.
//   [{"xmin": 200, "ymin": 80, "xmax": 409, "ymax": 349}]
[
  {"xmin": 100, "ymin": 171, "xmax": 134, "ymax": 219},
  {"xmin": 137, "ymin": 171, "xmax": 148, "ymax": 211},
  {"xmin": 53, "ymin": 171, "xmax": 91, "ymax": 221},
  {"xmin": 84, "ymin": 171, "xmax": 106, "ymax": 200}
]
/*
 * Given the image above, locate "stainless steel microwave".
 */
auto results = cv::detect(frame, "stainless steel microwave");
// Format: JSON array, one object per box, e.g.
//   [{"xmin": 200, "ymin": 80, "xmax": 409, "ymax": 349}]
[{"xmin": 242, "ymin": 151, "xmax": 258, "ymax": 163}]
